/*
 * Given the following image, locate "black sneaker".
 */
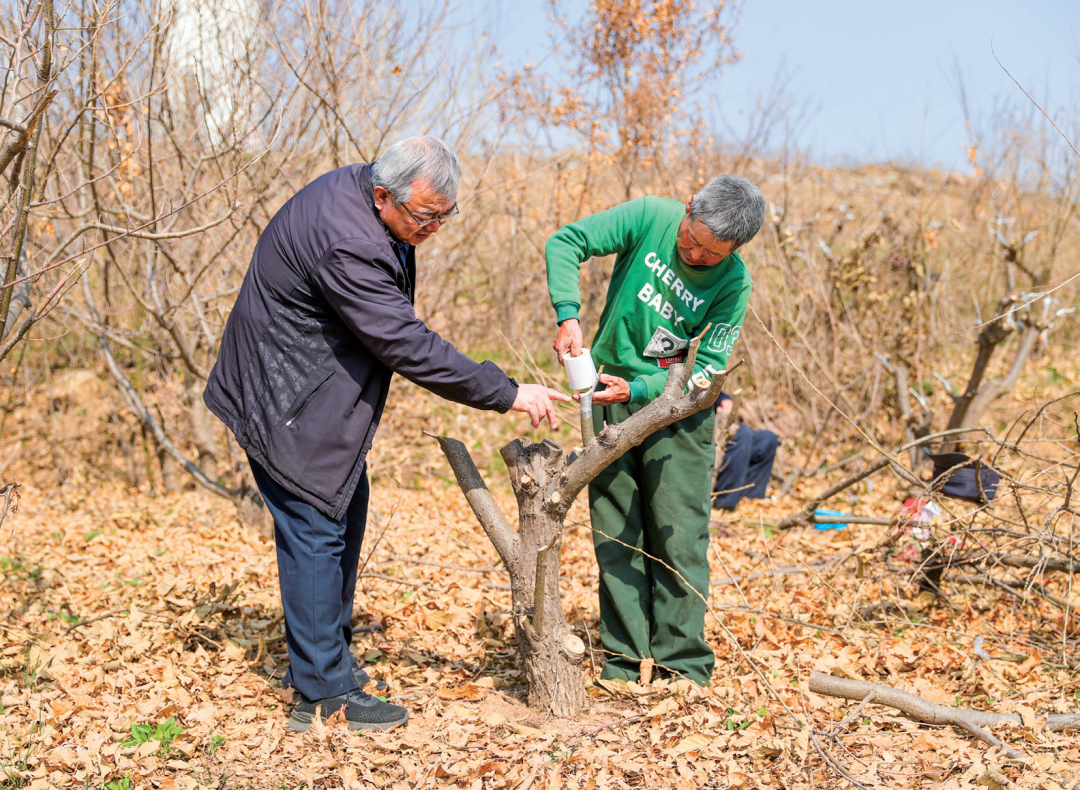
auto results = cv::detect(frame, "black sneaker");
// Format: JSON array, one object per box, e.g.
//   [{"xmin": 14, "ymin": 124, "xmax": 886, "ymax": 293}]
[
  {"xmin": 288, "ymin": 689, "xmax": 409, "ymax": 732},
  {"xmin": 354, "ymin": 663, "xmax": 389, "ymax": 694}
]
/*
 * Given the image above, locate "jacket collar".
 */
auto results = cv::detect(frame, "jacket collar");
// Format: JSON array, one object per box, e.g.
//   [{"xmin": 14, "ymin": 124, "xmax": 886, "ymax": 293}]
[
  {"xmin": 359, "ymin": 164, "xmax": 377, "ymax": 213},
  {"xmin": 359, "ymin": 164, "xmax": 410, "ymax": 250}
]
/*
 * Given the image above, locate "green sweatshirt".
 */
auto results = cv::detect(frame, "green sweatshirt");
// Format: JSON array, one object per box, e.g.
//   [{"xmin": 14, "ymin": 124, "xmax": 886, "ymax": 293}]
[{"xmin": 546, "ymin": 196, "xmax": 752, "ymax": 405}]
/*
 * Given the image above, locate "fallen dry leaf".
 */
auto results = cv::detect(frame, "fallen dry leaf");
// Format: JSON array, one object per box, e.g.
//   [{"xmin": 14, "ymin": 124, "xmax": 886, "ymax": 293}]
[
  {"xmin": 669, "ymin": 732, "xmax": 715, "ymax": 756},
  {"xmin": 436, "ymin": 683, "xmax": 488, "ymax": 701}
]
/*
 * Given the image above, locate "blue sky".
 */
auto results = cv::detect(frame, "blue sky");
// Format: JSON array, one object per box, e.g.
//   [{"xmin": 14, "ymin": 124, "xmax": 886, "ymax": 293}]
[{"xmin": 462, "ymin": 0, "xmax": 1078, "ymax": 171}]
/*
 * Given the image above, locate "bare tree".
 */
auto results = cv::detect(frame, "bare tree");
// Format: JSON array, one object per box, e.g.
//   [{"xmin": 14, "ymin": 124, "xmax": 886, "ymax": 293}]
[
  {"xmin": 436, "ymin": 333, "xmax": 727, "ymax": 717},
  {"xmin": 27, "ymin": 0, "xmax": 512, "ymax": 522},
  {"xmin": 0, "ymin": 0, "xmax": 60, "ymax": 359}
]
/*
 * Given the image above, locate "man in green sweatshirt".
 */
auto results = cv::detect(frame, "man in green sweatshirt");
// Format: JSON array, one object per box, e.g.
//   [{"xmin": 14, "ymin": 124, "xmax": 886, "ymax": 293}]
[{"xmin": 547, "ymin": 175, "xmax": 766, "ymax": 686}]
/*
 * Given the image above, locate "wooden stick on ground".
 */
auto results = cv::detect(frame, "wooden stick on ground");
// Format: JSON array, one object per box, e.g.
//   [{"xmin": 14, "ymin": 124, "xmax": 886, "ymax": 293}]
[{"xmin": 809, "ymin": 671, "xmax": 1080, "ymax": 761}]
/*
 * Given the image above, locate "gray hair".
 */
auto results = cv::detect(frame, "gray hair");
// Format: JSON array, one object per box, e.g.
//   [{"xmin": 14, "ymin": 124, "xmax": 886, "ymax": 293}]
[
  {"xmin": 689, "ymin": 174, "xmax": 767, "ymax": 250},
  {"xmin": 371, "ymin": 136, "xmax": 461, "ymax": 204}
]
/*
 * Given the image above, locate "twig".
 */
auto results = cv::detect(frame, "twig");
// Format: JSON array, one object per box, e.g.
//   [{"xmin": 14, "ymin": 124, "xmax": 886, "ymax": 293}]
[
  {"xmin": 830, "ymin": 691, "xmax": 875, "ymax": 736},
  {"xmin": 66, "ymin": 608, "xmax": 129, "ymax": 632},
  {"xmin": 812, "ymin": 730, "xmax": 870, "ymax": 789},
  {"xmin": 953, "ymin": 573, "xmax": 1071, "ymax": 612},
  {"xmin": 992, "ymin": 38, "xmax": 1080, "ymax": 158},
  {"xmin": 995, "ymin": 553, "xmax": 1080, "ymax": 574},
  {"xmin": 582, "ymin": 619, "xmax": 597, "ymax": 678},
  {"xmin": 358, "ymin": 573, "xmax": 441, "ymax": 593},
  {"xmin": 712, "ymin": 561, "xmax": 828, "ymax": 586},
  {"xmin": 566, "ymin": 712, "xmax": 647, "ymax": 748},
  {"xmin": 358, "ymin": 494, "xmax": 405, "ymax": 578},
  {"xmin": 713, "ymin": 604, "xmax": 848, "ymax": 638},
  {"xmin": 807, "ymin": 451, "xmax": 865, "ymax": 479},
  {"xmin": 378, "ymin": 554, "xmax": 503, "ymax": 574},
  {"xmin": 778, "ymin": 456, "xmax": 894, "ymax": 529},
  {"xmin": 188, "ymin": 630, "xmax": 224, "ymax": 651},
  {"xmin": 0, "ymin": 482, "xmax": 18, "ymax": 534}
]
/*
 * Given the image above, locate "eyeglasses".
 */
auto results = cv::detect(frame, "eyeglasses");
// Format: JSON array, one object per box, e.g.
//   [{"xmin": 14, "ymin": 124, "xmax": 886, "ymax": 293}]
[{"xmin": 401, "ymin": 201, "xmax": 459, "ymax": 229}]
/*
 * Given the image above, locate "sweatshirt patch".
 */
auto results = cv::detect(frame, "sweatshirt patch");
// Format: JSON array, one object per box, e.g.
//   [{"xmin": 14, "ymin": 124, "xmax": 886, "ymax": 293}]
[
  {"xmin": 706, "ymin": 323, "xmax": 741, "ymax": 356},
  {"xmin": 643, "ymin": 326, "xmax": 688, "ymax": 358}
]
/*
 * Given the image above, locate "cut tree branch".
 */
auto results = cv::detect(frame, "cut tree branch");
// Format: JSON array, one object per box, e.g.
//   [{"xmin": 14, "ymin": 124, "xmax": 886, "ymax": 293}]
[
  {"xmin": 809, "ymin": 671, "xmax": 1080, "ymax": 762},
  {"xmin": 434, "ymin": 435, "xmax": 518, "ymax": 575}
]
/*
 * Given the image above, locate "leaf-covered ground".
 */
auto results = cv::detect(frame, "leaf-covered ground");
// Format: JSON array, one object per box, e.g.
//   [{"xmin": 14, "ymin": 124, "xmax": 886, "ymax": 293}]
[{"xmin": 1, "ymin": 375, "xmax": 1079, "ymax": 789}]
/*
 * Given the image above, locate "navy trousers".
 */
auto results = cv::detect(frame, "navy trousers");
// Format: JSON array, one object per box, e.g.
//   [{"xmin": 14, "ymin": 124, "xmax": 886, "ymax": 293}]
[
  {"xmin": 713, "ymin": 424, "xmax": 778, "ymax": 509},
  {"xmin": 249, "ymin": 456, "xmax": 368, "ymax": 701}
]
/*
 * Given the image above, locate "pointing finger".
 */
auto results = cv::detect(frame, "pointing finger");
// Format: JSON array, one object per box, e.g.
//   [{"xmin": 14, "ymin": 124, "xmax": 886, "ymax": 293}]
[{"xmin": 545, "ymin": 397, "xmax": 558, "ymax": 429}]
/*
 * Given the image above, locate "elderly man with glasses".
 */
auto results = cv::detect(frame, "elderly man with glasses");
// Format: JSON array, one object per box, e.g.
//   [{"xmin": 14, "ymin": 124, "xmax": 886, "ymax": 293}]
[
  {"xmin": 547, "ymin": 175, "xmax": 766, "ymax": 688},
  {"xmin": 205, "ymin": 136, "xmax": 568, "ymax": 732}
]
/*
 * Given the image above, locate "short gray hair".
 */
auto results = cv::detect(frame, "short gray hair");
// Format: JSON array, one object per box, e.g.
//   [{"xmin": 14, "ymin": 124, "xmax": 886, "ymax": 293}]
[
  {"xmin": 689, "ymin": 175, "xmax": 766, "ymax": 250},
  {"xmin": 371, "ymin": 136, "xmax": 461, "ymax": 204}
]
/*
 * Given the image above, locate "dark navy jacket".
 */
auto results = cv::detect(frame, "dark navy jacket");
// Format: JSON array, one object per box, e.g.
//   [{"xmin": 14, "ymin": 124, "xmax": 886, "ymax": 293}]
[{"xmin": 204, "ymin": 164, "xmax": 517, "ymax": 518}]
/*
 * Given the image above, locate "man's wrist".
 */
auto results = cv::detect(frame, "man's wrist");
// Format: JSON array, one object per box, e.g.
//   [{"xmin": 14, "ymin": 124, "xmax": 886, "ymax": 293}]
[{"xmin": 554, "ymin": 302, "xmax": 580, "ymax": 324}]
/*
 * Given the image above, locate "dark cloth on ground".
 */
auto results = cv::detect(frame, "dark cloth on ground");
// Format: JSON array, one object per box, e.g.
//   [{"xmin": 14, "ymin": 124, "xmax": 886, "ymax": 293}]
[{"xmin": 713, "ymin": 423, "xmax": 778, "ymax": 509}]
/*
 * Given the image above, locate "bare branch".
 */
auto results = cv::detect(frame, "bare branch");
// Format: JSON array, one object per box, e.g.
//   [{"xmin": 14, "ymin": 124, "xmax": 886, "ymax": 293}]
[
  {"xmin": 777, "ymin": 455, "xmax": 893, "ymax": 530},
  {"xmin": 82, "ymin": 272, "xmax": 239, "ymax": 502},
  {"xmin": 556, "ymin": 337, "xmax": 736, "ymax": 510},
  {"xmin": 433, "ymin": 435, "xmax": 518, "ymax": 572},
  {"xmin": 809, "ymin": 671, "xmax": 1080, "ymax": 761}
]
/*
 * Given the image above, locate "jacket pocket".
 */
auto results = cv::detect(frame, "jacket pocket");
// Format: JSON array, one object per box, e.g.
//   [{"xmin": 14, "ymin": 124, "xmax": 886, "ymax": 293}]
[{"xmin": 283, "ymin": 371, "xmax": 336, "ymax": 426}]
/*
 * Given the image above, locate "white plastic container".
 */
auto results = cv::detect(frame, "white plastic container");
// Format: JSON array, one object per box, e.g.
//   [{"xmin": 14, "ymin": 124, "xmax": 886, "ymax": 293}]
[{"xmin": 565, "ymin": 348, "xmax": 597, "ymax": 391}]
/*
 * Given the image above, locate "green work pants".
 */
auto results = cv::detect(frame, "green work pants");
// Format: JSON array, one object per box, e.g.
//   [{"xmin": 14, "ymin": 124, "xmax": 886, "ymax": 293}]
[{"xmin": 588, "ymin": 401, "xmax": 715, "ymax": 686}]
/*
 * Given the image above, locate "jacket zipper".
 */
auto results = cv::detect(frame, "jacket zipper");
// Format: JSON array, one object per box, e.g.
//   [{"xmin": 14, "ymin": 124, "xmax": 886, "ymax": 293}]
[{"xmin": 284, "ymin": 371, "xmax": 336, "ymax": 426}]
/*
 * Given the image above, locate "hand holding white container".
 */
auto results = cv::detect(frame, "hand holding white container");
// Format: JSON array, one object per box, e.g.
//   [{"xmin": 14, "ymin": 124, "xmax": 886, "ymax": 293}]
[{"xmin": 564, "ymin": 347, "xmax": 597, "ymax": 392}]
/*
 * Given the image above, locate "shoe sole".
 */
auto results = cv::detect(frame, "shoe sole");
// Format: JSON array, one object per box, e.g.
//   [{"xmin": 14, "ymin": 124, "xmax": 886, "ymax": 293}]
[{"xmin": 288, "ymin": 709, "xmax": 410, "ymax": 733}]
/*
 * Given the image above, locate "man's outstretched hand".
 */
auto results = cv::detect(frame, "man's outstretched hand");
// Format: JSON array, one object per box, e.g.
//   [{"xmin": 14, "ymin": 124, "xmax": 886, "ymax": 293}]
[{"xmin": 511, "ymin": 383, "xmax": 572, "ymax": 428}]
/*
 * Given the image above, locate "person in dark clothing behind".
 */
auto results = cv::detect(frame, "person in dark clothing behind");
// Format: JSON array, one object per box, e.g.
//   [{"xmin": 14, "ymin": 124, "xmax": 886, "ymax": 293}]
[
  {"xmin": 712, "ymin": 392, "xmax": 778, "ymax": 510},
  {"xmin": 204, "ymin": 136, "xmax": 568, "ymax": 732}
]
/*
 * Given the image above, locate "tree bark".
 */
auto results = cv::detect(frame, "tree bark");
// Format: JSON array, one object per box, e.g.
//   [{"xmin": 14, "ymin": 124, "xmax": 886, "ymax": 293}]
[
  {"xmin": 960, "ymin": 322, "xmax": 1040, "ymax": 431},
  {"xmin": 712, "ymin": 401, "xmax": 734, "ymax": 484},
  {"xmin": 943, "ymin": 292, "xmax": 1044, "ymax": 452},
  {"xmin": 502, "ymin": 438, "xmax": 586, "ymax": 716},
  {"xmin": 186, "ymin": 369, "xmax": 218, "ymax": 481},
  {"xmin": 237, "ymin": 485, "xmax": 275, "ymax": 541},
  {"xmin": 158, "ymin": 447, "xmax": 181, "ymax": 493},
  {"xmin": 0, "ymin": 0, "xmax": 54, "ymax": 336}
]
